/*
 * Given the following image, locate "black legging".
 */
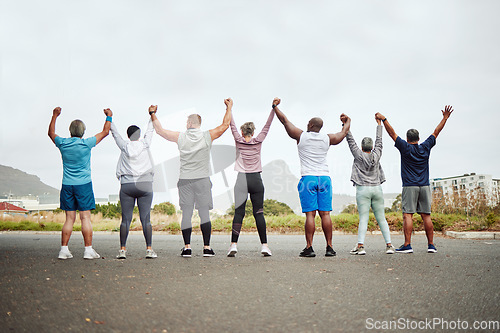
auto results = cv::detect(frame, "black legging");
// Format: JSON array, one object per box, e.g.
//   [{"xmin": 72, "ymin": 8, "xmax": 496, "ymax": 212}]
[
  {"xmin": 232, "ymin": 172, "xmax": 267, "ymax": 243},
  {"xmin": 119, "ymin": 182, "xmax": 153, "ymax": 247}
]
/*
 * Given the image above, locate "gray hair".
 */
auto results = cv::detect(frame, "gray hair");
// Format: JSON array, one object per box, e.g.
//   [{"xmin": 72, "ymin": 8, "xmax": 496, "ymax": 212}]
[
  {"xmin": 361, "ymin": 137, "xmax": 373, "ymax": 152},
  {"xmin": 406, "ymin": 129, "xmax": 420, "ymax": 142},
  {"xmin": 240, "ymin": 122, "xmax": 255, "ymax": 137},
  {"xmin": 69, "ymin": 120, "xmax": 86, "ymax": 138}
]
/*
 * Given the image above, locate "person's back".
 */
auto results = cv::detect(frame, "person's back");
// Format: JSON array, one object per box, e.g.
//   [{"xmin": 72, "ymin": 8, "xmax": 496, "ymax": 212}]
[
  {"xmin": 297, "ymin": 131, "xmax": 330, "ymax": 176},
  {"xmin": 178, "ymin": 128, "xmax": 212, "ymax": 179},
  {"xmin": 55, "ymin": 136, "xmax": 96, "ymax": 185},
  {"xmin": 395, "ymin": 135, "xmax": 435, "ymax": 186}
]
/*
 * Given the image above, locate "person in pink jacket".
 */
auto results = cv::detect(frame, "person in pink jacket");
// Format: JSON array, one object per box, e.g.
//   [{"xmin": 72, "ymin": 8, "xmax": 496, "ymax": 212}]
[{"xmin": 227, "ymin": 104, "xmax": 275, "ymax": 257}]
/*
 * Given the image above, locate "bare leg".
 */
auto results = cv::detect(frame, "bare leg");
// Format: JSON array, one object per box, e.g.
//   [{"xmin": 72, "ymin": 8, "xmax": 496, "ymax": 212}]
[
  {"xmin": 420, "ymin": 213, "xmax": 434, "ymax": 245},
  {"xmin": 79, "ymin": 210, "xmax": 93, "ymax": 247},
  {"xmin": 61, "ymin": 211, "xmax": 77, "ymax": 246},
  {"xmin": 318, "ymin": 211, "xmax": 332, "ymax": 247},
  {"xmin": 403, "ymin": 213, "xmax": 413, "ymax": 245},
  {"xmin": 304, "ymin": 211, "xmax": 316, "ymax": 247}
]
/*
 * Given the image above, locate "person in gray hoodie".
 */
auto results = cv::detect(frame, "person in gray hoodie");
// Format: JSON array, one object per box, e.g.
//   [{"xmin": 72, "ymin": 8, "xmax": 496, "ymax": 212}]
[
  {"xmin": 110, "ymin": 112, "xmax": 156, "ymax": 259},
  {"xmin": 346, "ymin": 116, "xmax": 394, "ymax": 255},
  {"xmin": 149, "ymin": 100, "xmax": 232, "ymax": 257}
]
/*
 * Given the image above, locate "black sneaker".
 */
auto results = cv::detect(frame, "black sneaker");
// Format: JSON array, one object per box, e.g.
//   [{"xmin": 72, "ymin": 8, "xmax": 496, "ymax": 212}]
[
  {"xmin": 299, "ymin": 246, "xmax": 316, "ymax": 257},
  {"xmin": 181, "ymin": 248, "xmax": 192, "ymax": 257},
  {"xmin": 325, "ymin": 245, "xmax": 336, "ymax": 257},
  {"xmin": 203, "ymin": 248, "xmax": 215, "ymax": 257}
]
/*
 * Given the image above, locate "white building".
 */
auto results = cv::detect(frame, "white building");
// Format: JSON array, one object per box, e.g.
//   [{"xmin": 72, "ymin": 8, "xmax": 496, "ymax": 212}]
[{"xmin": 430, "ymin": 173, "xmax": 499, "ymax": 198}]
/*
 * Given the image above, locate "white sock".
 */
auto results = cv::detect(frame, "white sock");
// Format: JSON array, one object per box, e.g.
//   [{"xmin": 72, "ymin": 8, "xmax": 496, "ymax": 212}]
[
  {"xmin": 85, "ymin": 246, "xmax": 93, "ymax": 251},
  {"xmin": 61, "ymin": 246, "xmax": 69, "ymax": 252}
]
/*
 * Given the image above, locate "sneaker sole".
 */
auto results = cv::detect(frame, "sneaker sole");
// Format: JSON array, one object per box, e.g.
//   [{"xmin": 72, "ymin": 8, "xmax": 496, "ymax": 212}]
[
  {"xmin": 227, "ymin": 250, "xmax": 237, "ymax": 257},
  {"xmin": 58, "ymin": 256, "xmax": 73, "ymax": 260},
  {"xmin": 396, "ymin": 250, "xmax": 414, "ymax": 254},
  {"xmin": 203, "ymin": 253, "xmax": 215, "ymax": 257},
  {"xmin": 146, "ymin": 256, "xmax": 157, "ymax": 259},
  {"xmin": 350, "ymin": 251, "xmax": 366, "ymax": 255},
  {"xmin": 427, "ymin": 250, "xmax": 437, "ymax": 253},
  {"xmin": 261, "ymin": 252, "xmax": 272, "ymax": 257},
  {"xmin": 83, "ymin": 257, "xmax": 100, "ymax": 260},
  {"xmin": 299, "ymin": 254, "xmax": 316, "ymax": 257},
  {"xmin": 117, "ymin": 256, "xmax": 127, "ymax": 259},
  {"xmin": 386, "ymin": 251, "xmax": 395, "ymax": 254},
  {"xmin": 182, "ymin": 254, "xmax": 192, "ymax": 258}
]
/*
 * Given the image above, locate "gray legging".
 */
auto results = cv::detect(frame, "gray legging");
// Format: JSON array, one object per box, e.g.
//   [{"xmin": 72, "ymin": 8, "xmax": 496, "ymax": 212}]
[{"xmin": 119, "ymin": 182, "xmax": 153, "ymax": 247}]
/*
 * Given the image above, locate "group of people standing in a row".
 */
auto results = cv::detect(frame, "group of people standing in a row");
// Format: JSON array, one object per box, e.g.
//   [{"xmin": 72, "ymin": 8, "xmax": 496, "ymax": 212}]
[{"xmin": 48, "ymin": 98, "xmax": 453, "ymax": 260}]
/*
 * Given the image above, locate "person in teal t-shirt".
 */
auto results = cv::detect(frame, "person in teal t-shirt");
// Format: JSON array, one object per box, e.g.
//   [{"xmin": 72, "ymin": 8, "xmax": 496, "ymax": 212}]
[{"xmin": 48, "ymin": 106, "xmax": 112, "ymax": 260}]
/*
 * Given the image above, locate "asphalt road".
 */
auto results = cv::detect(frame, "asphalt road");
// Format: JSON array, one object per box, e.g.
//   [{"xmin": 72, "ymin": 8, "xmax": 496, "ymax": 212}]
[{"xmin": 0, "ymin": 232, "xmax": 499, "ymax": 332}]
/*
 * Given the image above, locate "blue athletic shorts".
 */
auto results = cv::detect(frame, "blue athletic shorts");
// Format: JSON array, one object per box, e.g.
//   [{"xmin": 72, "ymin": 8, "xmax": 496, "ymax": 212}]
[
  {"xmin": 60, "ymin": 182, "xmax": 96, "ymax": 211},
  {"xmin": 297, "ymin": 176, "xmax": 332, "ymax": 213}
]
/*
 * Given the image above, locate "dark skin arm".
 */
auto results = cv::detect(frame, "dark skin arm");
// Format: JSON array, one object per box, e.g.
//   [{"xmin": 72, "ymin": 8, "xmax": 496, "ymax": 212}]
[
  {"xmin": 375, "ymin": 112, "xmax": 397, "ymax": 142},
  {"xmin": 328, "ymin": 113, "xmax": 350, "ymax": 145},
  {"xmin": 272, "ymin": 97, "xmax": 303, "ymax": 143}
]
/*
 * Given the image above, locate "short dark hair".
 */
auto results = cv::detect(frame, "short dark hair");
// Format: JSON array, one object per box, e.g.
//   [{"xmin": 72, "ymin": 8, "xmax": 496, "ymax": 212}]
[
  {"xmin": 127, "ymin": 125, "xmax": 141, "ymax": 141},
  {"xmin": 406, "ymin": 129, "xmax": 419, "ymax": 142}
]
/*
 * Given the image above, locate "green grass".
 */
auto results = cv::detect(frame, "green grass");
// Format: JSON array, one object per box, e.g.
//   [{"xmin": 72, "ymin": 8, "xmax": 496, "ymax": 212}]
[{"xmin": 1, "ymin": 212, "xmax": 498, "ymax": 232}]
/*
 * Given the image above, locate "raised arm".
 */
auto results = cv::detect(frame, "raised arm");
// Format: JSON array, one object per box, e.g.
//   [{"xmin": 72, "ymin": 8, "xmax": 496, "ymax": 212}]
[
  {"xmin": 432, "ymin": 105, "xmax": 453, "ymax": 138},
  {"xmin": 209, "ymin": 98, "xmax": 232, "ymax": 141},
  {"xmin": 149, "ymin": 105, "xmax": 180, "ymax": 143},
  {"xmin": 143, "ymin": 117, "xmax": 154, "ymax": 147},
  {"xmin": 328, "ymin": 113, "xmax": 350, "ymax": 145},
  {"xmin": 95, "ymin": 108, "xmax": 113, "ymax": 145},
  {"xmin": 229, "ymin": 111, "xmax": 242, "ymax": 140},
  {"xmin": 345, "ymin": 130, "xmax": 362, "ymax": 159},
  {"xmin": 48, "ymin": 107, "xmax": 61, "ymax": 143},
  {"xmin": 255, "ymin": 108, "xmax": 275, "ymax": 142},
  {"xmin": 272, "ymin": 98, "xmax": 302, "ymax": 143},
  {"xmin": 371, "ymin": 123, "xmax": 384, "ymax": 164},
  {"xmin": 375, "ymin": 112, "xmax": 397, "ymax": 142},
  {"xmin": 110, "ymin": 121, "xmax": 127, "ymax": 151}
]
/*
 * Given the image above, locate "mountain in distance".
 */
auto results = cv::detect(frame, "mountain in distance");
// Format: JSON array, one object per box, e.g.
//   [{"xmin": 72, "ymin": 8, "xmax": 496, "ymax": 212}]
[{"xmin": 0, "ymin": 165, "xmax": 60, "ymax": 202}]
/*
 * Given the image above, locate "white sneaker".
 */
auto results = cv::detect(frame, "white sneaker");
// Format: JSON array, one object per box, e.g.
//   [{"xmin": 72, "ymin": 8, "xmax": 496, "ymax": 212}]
[
  {"xmin": 386, "ymin": 245, "xmax": 395, "ymax": 254},
  {"xmin": 58, "ymin": 249, "xmax": 73, "ymax": 260},
  {"xmin": 83, "ymin": 248, "xmax": 101, "ymax": 260},
  {"xmin": 146, "ymin": 249, "xmax": 157, "ymax": 259},
  {"xmin": 261, "ymin": 245, "xmax": 272, "ymax": 257},
  {"xmin": 117, "ymin": 249, "xmax": 127, "ymax": 259},
  {"xmin": 350, "ymin": 245, "xmax": 366, "ymax": 255},
  {"xmin": 227, "ymin": 244, "xmax": 238, "ymax": 257}
]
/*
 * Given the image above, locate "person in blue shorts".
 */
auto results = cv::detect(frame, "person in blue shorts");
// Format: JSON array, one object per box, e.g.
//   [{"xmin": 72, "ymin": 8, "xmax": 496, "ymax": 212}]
[
  {"xmin": 48, "ymin": 106, "xmax": 112, "ymax": 260},
  {"xmin": 273, "ymin": 97, "xmax": 351, "ymax": 257},
  {"xmin": 376, "ymin": 105, "xmax": 453, "ymax": 254}
]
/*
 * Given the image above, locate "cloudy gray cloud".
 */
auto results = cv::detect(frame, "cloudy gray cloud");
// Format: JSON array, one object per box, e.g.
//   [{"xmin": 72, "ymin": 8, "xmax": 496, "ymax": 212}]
[{"xmin": 1, "ymin": 0, "xmax": 499, "ymax": 200}]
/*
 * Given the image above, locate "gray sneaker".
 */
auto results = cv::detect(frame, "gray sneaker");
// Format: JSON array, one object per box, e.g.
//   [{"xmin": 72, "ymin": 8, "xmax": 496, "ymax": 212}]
[
  {"xmin": 146, "ymin": 249, "xmax": 157, "ymax": 259},
  {"xmin": 117, "ymin": 249, "xmax": 127, "ymax": 259},
  {"xmin": 386, "ymin": 245, "xmax": 395, "ymax": 254},
  {"xmin": 350, "ymin": 245, "xmax": 366, "ymax": 255}
]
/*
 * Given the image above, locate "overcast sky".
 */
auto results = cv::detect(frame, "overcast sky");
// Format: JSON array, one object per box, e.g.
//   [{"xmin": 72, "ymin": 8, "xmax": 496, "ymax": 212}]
[{"xmin": 1, "ymin": 0, "xmax": 499, "ymax": 202}]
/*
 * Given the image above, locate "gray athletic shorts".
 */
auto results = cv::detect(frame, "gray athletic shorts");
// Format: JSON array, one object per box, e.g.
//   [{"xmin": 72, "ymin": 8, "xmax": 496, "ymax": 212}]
[
  {"xmin": 402, "ymin": 186, "xmax": 432, "ymax": 214},
  {"xmin": 177, "ymin": 177, "xmax": 213, "ymax": 211}
]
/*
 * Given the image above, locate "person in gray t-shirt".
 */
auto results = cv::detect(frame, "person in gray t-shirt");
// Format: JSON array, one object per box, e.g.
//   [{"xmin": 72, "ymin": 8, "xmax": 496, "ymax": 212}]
[{"xmin": 149, "ymin": 100, "xmax": 232, "ymax": 257}]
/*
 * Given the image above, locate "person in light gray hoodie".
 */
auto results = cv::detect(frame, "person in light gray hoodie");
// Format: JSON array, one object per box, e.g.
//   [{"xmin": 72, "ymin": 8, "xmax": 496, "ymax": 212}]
[
  {"xmin": 110, "ymin": 113, "xmax": 156, "ymax": 259},
  {"xmin": 346, "ymin": 116, "xmax": 394, "ymax": 255}
]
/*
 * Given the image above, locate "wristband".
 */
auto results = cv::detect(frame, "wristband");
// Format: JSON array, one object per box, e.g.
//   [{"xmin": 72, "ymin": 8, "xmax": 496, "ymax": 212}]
[
  {"xmin": 149, "ymin": 111, "xmax": 156, "ymax": 115},
  {"xmin": 382, "ymin": 118, "xmax": 387, "ymax": 122},
  {"xmin": 272, "ymin": 104, "xmax": 277, "ymax": 109},
  {"xmin": 106, "ymin": 116, "xmax": 112, "ymax": 122}
]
